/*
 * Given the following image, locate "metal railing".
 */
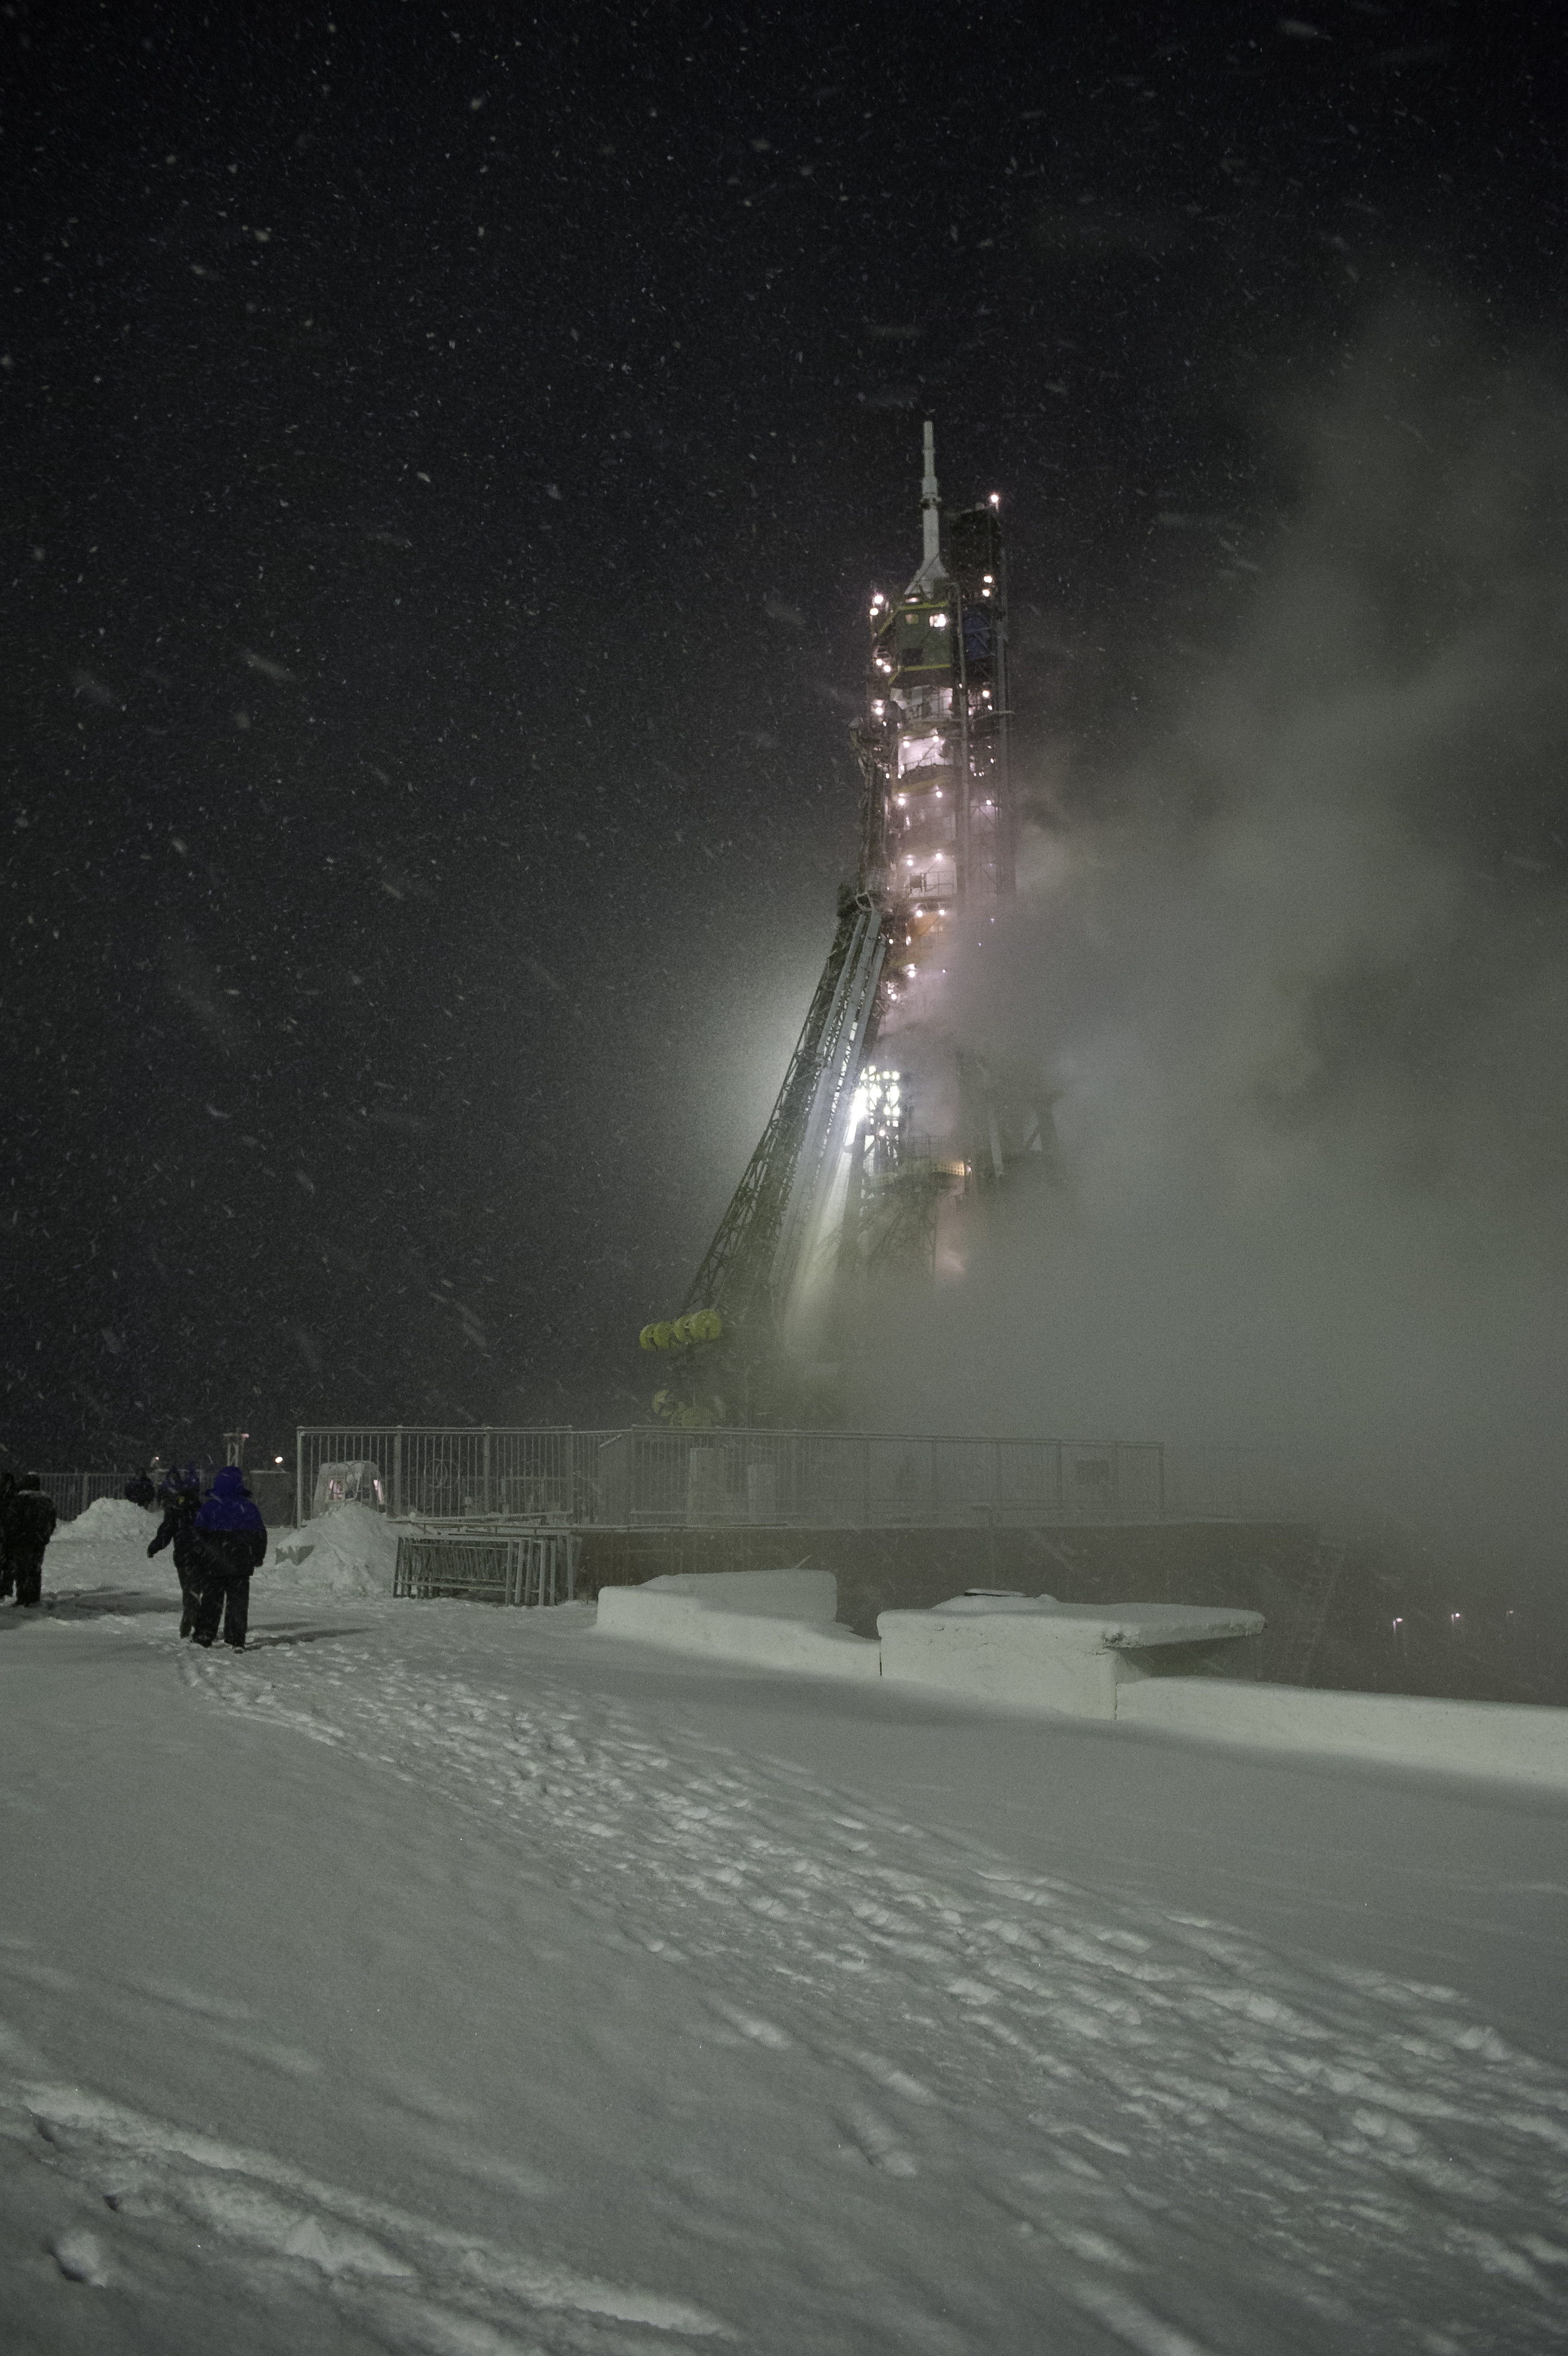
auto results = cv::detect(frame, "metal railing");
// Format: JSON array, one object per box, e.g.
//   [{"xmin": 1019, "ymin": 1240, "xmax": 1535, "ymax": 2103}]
[
  {"xmin": 37, "ymin": 1473, "xmax": 135, "ymax": 1522},
  {"xmin": 297, "ymin": 1428, "xmax": 614, "ymax": 1527},
  {"xmin": 393, "ymin": 1532, "xmax": 578, "ymax": 1606},
  {"xmin": 297, "ymin": 1426, "xmax": 1194, "ymax": 1529},
  {"xmin": 38, "ymin": 1437, "xmax": 1311, "ymax": 1536},
  {"xmin": 594, "ymin": 1430, "xmax": 1166, "ymax": 1527}
]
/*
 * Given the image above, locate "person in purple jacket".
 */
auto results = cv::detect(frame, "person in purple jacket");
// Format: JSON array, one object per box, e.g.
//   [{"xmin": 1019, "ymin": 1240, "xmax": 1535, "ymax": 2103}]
[{"xmin": 189, "ymin": 1465, "xmax": 267, "ymax": 1651}]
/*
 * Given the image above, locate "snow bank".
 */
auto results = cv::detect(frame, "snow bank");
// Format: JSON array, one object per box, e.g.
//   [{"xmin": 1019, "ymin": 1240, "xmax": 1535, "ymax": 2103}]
[
  {"xmin": 267, "ymin": 1503, "xmax": 400, "ymax": 1598},
  {"xmin": 1118, "ymin": 1677, "xmax": 1568, "ymax": 1788},
  {"xmin": 596, "ymin": 1569, "xmax": 880, "ymax": 1679},
  {"xmin": 51, "ymin": 1497, "xmax": 157, "ymax": 1543},
  {"xmin": 600, "ymin": 1577, "xmax": 1568, "ymax": 1788}
]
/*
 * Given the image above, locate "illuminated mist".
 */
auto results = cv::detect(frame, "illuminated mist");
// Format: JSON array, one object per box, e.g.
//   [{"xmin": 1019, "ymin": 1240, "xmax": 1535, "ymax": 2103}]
[{"xmin": 856, "ymin": 307, "xmax": 1568, "ymax": 1585}]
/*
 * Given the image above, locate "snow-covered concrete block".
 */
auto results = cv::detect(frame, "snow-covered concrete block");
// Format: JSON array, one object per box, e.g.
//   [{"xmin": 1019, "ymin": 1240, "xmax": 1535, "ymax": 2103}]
[
  {"xmin": 632, "ymin": 1568, "xmax": 839, "ymax": 1620},
  {"xmin": 877, "ymin": 1595, "xmax": 1265, "ymax": 1718},
  {"xmin": 595, "ymin": 1571, "xmax": 881, "ymax": 1680},
  {"xmin": 1116, "ymin": 1678, "xmax": 1568, "ymax": 1788}
]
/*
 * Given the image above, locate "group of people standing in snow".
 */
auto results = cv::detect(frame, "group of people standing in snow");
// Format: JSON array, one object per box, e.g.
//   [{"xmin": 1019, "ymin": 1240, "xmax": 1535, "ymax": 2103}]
[
  {"xmin": 1, "ymin": 1463, "xmax": 267, "ymax": 1648},
  {"xmin": 145, "ymin": 1465, "xmax": 268, "ymax": 1650}
]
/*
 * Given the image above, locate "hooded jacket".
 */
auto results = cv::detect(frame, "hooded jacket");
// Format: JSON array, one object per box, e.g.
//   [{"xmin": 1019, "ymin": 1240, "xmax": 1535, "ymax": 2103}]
[
  {"xmin": 192, "ymin": 1467, "xmax": 267, "ymax": 1579},
  {"xmin": 147, "ymin": 1485, "xmax": 202, "ymax": 1569},
  {"xmin": 4, "ymin": 1479, "xmax": 57, "ymax": 1558}
]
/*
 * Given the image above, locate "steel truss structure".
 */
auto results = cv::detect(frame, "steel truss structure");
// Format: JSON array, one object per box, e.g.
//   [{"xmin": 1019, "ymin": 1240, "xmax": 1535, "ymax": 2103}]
[
  {"xmin": 644, "ymin": 423, "xmax": 1032, "ymax": 1413},
  {"xmin": 679, "ymin": 886, "xmax": 886, "ymax": 1335}
]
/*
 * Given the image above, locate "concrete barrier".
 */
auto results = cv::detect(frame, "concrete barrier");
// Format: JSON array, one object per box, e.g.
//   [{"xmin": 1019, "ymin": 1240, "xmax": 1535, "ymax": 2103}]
[
  {"xmin": 594, "ymin": 1575, "xmax": 1568, "ymax": 1789},
  {"xmin": 626, "ymin": 1568, "xmax": 839, "ymax": 1620},
  {"xmin": 1116, "ymin": 1677, "xmax": 1568, "ymax": 1788},
  {"xmin": 877, "ymin": 1595, "xmax": 1265, "ymax": 1717},
  {"xmin": 595, "ymin": 1569, "xmax": 880, "ymax": 1680}
]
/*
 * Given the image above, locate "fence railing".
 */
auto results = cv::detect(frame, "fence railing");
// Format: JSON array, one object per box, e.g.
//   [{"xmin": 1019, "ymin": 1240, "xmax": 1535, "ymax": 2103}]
[
  {"xmin": 593, "ymin": 1430, "xmax": 1167, "ymax": 1527},
  {"xmin": 37, "ymin": 1473, "xmax": 132, "ymax": 1522},
  {"xmin": 38, "ymin": 1435, "xmax": 1307, "ymax": 1536},
  {"xmin": 298, "ymin": 1428, "xmax": 615, "ymax": 1527},
  {"xmin": 296, "ymin": 1425, "xmax": 1218, "ymax": 1529},
  {"xmin": 393, "ymin": 1532, "xmax": 578, "ymax": 1606}
]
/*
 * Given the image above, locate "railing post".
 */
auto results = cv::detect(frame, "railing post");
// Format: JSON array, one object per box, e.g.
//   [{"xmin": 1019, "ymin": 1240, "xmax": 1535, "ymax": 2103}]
[
  {"xmin": 482, "ymin": 1426, "xmax": 492, "ymax": 1515},
  {"xmin": 393, "ymin": 1427, "xmax": 403, "ymax": 1520}
]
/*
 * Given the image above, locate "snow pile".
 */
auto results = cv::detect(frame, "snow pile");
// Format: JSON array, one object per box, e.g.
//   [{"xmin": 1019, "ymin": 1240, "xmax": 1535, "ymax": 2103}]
[
  {"xmin": 51, "ymin": 1496, "xmax": 157, "ymax": 1543},
  {"xmin": 267, "ymin": 1502, "xmax": 400, "ymax": 1598}
]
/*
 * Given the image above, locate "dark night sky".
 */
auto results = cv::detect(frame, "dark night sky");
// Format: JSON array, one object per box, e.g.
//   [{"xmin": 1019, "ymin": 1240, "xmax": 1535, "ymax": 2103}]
[{"xmin": 2, "ymin": 1, "xmax": 1562, "ymax": 1465}]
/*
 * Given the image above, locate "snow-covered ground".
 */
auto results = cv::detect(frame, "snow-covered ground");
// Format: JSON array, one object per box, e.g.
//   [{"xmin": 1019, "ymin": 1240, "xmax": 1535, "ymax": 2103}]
[{"xmin": 4, "ymin": 1529, "xmax": 1567, "ymax": 2354}]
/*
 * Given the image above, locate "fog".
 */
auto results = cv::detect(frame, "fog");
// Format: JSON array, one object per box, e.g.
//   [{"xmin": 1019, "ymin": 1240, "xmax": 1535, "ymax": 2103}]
[{"xmin": 858, "ymin": 308, "xmax": 1568, "ymax": 1578}]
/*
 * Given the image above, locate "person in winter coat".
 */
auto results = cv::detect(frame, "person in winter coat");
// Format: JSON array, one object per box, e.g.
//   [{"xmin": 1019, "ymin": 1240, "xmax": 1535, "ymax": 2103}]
[
  {"xmin": 124, "ymin": 1467, "xmax": 156, "ymax": 1508},
  {"xmin": 156, "ymin": 1460, "xmax": 198, "ymax": 1510},
  {"xmin": 189, "ymin": 1465, "xmax": 266, "ymax": 1650},
  {"xmin": 147, "ymin": 1475, "xmax": 204, "ymax": 1637},
  {"xmin": 4, "ymin": 1475, "xmax": 58, "ymax": 1608},
  {"xmin": 0, "ymin": 1469, "xmax": 15, "ymax": 1599}
]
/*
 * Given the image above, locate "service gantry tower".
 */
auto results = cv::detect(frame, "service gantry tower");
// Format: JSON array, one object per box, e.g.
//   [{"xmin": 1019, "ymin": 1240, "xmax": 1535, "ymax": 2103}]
[
  {"xmin": 859, "ymin": 418, "xmax": 1014, "ymax": 962},
  {"xmin": 639, "ymin": 423, "xmax": 1014, "ymax": 1423}
]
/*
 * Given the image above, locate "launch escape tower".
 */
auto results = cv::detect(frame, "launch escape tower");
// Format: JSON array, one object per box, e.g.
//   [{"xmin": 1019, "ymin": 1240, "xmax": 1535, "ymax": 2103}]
[{"xmin": 640, "ymin": 425, "xmax": 1024, "ymax": 1425}]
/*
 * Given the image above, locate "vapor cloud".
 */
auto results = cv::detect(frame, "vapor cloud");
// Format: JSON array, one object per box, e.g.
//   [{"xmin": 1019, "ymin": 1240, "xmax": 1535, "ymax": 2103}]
[{"xmin": 862, "ymin": 307, "xmax": 1568, "ymax": 1573}]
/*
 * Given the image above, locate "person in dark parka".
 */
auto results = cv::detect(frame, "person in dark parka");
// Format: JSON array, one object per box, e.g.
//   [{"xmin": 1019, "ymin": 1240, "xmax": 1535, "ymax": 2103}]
[
  {"xmin": 0, "ymin": 1470, "xmax": 16, "ymax": 1600},
  {"xmin": 0, "ymin": 1470, "xmax": 15, "ymax": 1599},
  {"xmin": 124, "ymin": 1467, "xmax": 156, "ymax": 1508},
  {"xmin": 5, "ymin": 1475, "xmax": 58, "ymax": 1608},
  {"xmin": 147, "ymin": 1475, "xmax": 204, "ymax": 1637},
  {"xmin": 189, "ymin": 1465, "xmax": 266, "ymax": 1650}
]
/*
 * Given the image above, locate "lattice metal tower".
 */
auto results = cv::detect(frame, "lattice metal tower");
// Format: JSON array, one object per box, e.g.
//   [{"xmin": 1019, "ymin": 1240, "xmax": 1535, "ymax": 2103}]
[
  {"xmin": 638, "ymin": 425, "xmax": 1015, "ymax": 1423},
  {"xmin": 859, "ymin": 419, "xmax": 1014, "ymax": 965}
]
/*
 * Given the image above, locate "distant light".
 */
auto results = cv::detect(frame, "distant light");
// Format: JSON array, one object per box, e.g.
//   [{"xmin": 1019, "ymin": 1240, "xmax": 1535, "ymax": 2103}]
[
  {"xmin": 274, "ymin": 1455, "xmax": 283, "ymax": 1465},
  {"xmin": 930, "ymin": 612, "xmax": 948, "ymax": 629},
  {"xmin": 983, "ymin": 573, "xmax": 993, "ymax": 584},
  {"xmin": 906, "ymin": 963, "xmax": 916, "ymax": 976},
  {"xmin": 988, "ymin": 492, "xmax": 1000, "ymax": 507}
]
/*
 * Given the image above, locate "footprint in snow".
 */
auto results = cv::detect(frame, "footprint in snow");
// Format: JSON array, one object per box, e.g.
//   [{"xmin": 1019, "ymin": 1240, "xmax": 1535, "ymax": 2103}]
[{"xmin": 837, "ymin": 2102, "xmax": 918, "ymax": 2177}]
